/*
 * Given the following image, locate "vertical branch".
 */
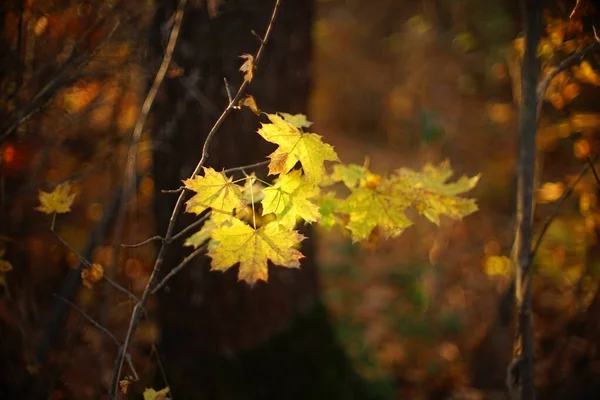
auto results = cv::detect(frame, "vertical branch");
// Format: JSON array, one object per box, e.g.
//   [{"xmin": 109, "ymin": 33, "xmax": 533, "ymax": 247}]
[{"xmin": 511, "ymin": 0, "xmax": 543, "ymax": 399}]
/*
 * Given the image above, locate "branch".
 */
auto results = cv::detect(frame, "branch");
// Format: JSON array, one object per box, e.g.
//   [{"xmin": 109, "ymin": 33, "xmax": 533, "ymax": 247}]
[
  {"xmin": 530, "ymin": 157, "xmax": 594, "ymax": 261},
  {"xmin": 108, "ymin": 0, "xmax": 282, "ymax": 397},
  {"xmin": 151, "ymin": 245, "xmax": 207, "ymax": 295},
  {"xmin": 537, "ymin": 41, "xmax": 600, "ymax": 101}
]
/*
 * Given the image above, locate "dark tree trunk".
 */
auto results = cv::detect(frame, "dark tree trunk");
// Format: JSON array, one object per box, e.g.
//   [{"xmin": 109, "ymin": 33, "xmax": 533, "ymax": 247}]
[{"xmin": 150, "ymin": 1, "xmax": 368, "ymax": 398}]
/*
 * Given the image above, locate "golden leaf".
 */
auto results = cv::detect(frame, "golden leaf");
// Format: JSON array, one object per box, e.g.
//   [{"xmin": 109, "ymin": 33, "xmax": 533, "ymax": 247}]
[{"xmin": 36, "ymin": 182, "xmax": 77, "ymax": 214}]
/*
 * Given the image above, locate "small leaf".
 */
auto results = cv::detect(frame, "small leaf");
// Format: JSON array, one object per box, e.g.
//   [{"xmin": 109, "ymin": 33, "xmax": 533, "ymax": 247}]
[
  {"xmin": 81, "ymin": 263, "xmax": 104, "ymax": 289},
  {"xmin": 239, "ymin": 54, "xmax": 254, "ymax": 82},
  {"xmin": 208, "ymin": 219, "xmax": 305, "ymax": 285},
  {"xmin": 317, "ymin": 192, "xmax": 342, "ymax": 229},
  {"xmin": 143, "ymin": 387, "xmax": 170, "ymax": 400},
  {"xmin": 36, "ymin": 182, "xmax": 77, "ymax": 214},
  {"xmin": 279, "ymin": 112, "xmax": 313, "ymax": 129},
  {"xmin": 239, "ymin": 94, "xmax": 260, "ymax": 115}
]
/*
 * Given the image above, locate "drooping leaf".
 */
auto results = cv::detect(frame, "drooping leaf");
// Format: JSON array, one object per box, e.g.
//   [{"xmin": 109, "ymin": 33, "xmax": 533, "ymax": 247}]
[
  {"xmin": 208, "ymin": 219, "xmax": 305, "ymax": 285},
  {"xmin": 279, "ymin": 112, "xmax": 313, "ymax": 129},
  {"xmin": 257, "ymin": 113, "xmax": 339, "ymax": 183},
  {"xmin": 36, "ymin": 182, "xmax": 77, "ymax": 214},
  {"xmin": 183, "ymin": 167, "xmax": 245, "ymax": 223},
  {"xmin": 261, "ymin": 169, "xmax": 320, "ymax": 228},
  {"xmin": 239, "ymin": 94, "xmax": 260, "ymax": 115},
  {"xmin": 239, "ymin": 54, "xmax": 254, "ymax": 82}
]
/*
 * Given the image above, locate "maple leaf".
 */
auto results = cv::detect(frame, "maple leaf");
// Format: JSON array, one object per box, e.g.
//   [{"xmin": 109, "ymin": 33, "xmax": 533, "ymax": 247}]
[
  {"xmin": 279, "ymin": 112, "xmax": 313, "ymax": 128},
  {"xmin": 239, "ymin": 54, "xmax": 254, "ymax": 82},
  {"xmin": 342, "ymin": 178, "xmax": 413, "ymax": 241},
  {"xmin": 257, "ymin": 113, "xmax": 339, "ymax": 183},
  {"xmin": 36, "ymin": 182, "xmax": 77, "ymax": 214},
  {"xmin": 208, "ymin": 219, "xmax": 305, "ymax": 285},
  {"xmin": 393, "ymin": 161, "xmax": 479, "ymax": 225},
  {"xmin": 183, "ymin": 167, "xmax": 245, "ymax": 223},
  {"xmin": 261, "ymin": 169, "xmax": 320, "ymax": 228}
]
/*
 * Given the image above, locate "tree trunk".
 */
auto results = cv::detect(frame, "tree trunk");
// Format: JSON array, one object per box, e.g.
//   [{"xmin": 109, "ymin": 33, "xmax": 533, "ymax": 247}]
[{"xmin": 150, "ymin": 1, "xmax": 368, "ymax": 398}]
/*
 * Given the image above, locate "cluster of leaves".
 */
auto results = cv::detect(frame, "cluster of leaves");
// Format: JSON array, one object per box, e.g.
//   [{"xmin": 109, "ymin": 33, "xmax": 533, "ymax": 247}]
[
  {"xmin": 182, "ymin": 112, "xmax": 479, "ymax": 285},
  {"xmin": 31, "ymin": 113, "xmax": 478, "ymax": 287}
]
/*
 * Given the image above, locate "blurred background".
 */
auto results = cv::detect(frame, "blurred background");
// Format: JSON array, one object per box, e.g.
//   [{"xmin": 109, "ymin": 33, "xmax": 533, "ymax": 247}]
[{"xmin": 2, "ymin": 0, "xmax": 600, "ymax": 399}]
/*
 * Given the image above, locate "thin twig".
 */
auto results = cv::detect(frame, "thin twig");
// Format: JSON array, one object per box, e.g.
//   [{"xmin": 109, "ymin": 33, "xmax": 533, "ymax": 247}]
[
  {"xmin": 537, "ymin": 40, "xmax": 600, "ymax": 101},
  {"xmin": 585, "ymin": 156, "xmax": 600, "ymax": 186},
  {"xmin": 104, "ymin": 276, "xmax": 139, "ymax": 302},
  {"xmin": 54, "ymin": 294, "xmax": 120, "ymax": 345},
  {"xmin": 162, "ymin": 186, "xmax": 184, "ymax": 194},
  {"xmin": 121, "ymin": 235, "xmax": 164, "ymax": 248},
  {"xmin": 151, "ymin": 245, "xmax": 207, "ymax": 295},
  {"xmin": 530, "ymin": 160, "xmax": 592, "ymax": 261},
  {"xmin": 170, "ymin": 212, "xmax": 211, "ymax": 242},
  {"xmin": 223, "ymin": 160, "xmax": 269, "ymax": 175},
  {"xmin": 108, "ymin": 1, "xmax": 282, "ymax": 396}
]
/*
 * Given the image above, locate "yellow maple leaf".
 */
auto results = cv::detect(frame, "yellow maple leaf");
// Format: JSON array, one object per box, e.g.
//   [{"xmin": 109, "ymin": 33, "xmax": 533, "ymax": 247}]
[
  {"xmin": 261, "ymin": 169, "xmax": 321, "ymax": 228},
  {"xmin": 257, "ymin": 113, "xmax": 339, "ymax": 183},
  {"xmin": 183, "ymin": 167, "xmax": 245, "ymax": 223},
  {"xmin": 239, "ymin": 54, "xmax": 254, "ymax": 82},
  {"xmin": 36, "ymin": 182, "xmax": 77, "ymax": 214},
  {"xmin": 208, "ymin": 219, "xmax": 305, "ymax": 285},
  {"xmin": 342, "ymin": 179, "xmax": 413, "ymax": 241},
  {"xmin": 393, "ymin": 161, "xmax": 479, "ymax": 225}
]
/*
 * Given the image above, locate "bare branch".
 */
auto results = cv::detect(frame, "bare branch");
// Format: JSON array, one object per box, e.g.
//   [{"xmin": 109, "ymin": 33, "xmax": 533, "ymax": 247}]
[
  {"xmin": 223, "ymin": 160, "xmax": 270, "ymax": 175},
  {"xmin": 109, "ymin": 1, "xmax": 282, "ymax": 396},
  {"xmin": 151, "ymin": 245, "xmax": 207, "ymax": 295},
  {"xmin": 537, "ymin": 41, "xmax": 600, "ymax": 101},
  {"xmin": 121, "ymin": 235, "xmax": 164, "ymax": 248},
  {"xmin": 170, "ymin": 212, "xmax": 211, "ymax": 242}
]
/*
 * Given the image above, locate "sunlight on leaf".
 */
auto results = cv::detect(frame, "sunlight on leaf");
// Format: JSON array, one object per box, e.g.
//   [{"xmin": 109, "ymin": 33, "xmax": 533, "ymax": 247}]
[
  {"xmin": 279, "ymin": 112, "xmax": 313, "ymax": 129},
  {"xmin": 258, "ymin": 113, "xmax": 339, "ymax": 183}
]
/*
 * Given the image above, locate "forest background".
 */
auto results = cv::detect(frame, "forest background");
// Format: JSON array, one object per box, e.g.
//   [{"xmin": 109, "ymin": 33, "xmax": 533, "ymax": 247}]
[{"xmin": 2, "ymin": 0, "xmax": 600, "ymax": 399}]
